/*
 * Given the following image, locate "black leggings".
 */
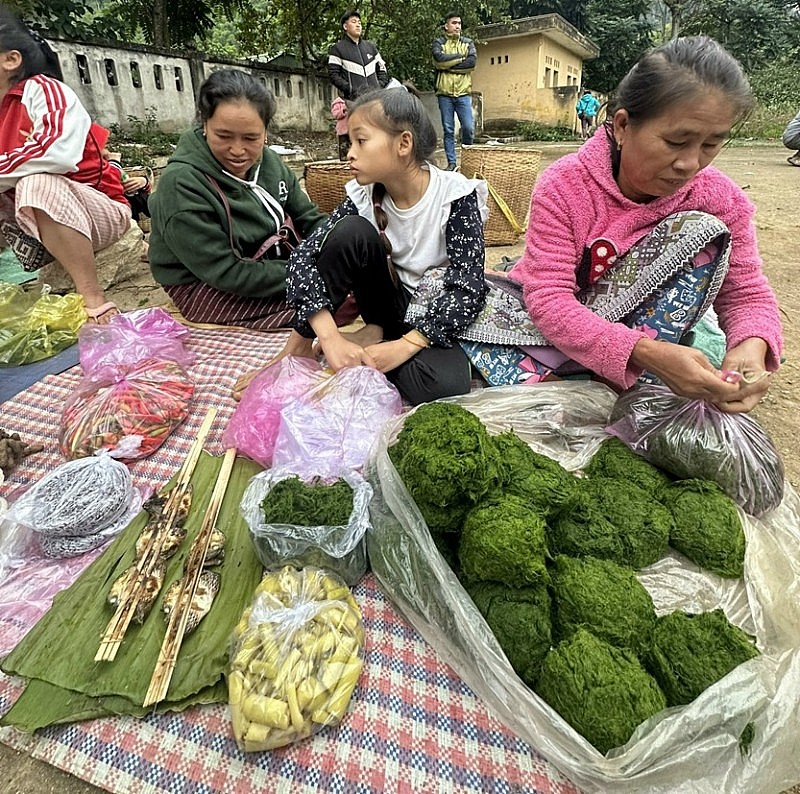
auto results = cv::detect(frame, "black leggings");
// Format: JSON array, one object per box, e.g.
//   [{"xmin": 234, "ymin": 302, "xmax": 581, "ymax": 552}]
[{"xmin": 311, "ymin": 215, "xmax": 472, "ymax": 405}]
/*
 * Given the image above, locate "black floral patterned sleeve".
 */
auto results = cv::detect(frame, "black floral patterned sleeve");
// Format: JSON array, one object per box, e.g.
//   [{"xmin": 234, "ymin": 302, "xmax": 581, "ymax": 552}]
[
  {"xmin": 415, "ymin": 191, "xmax": 488, "ymax": 346},
  {"xmin": 287, "ymin": 198, "xmax": 359, "ymax": 337}
]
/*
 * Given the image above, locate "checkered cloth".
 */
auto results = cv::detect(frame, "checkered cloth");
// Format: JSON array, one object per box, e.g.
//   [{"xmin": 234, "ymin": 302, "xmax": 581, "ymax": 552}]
[{"xmin": 0, "ymin": 324, "xmax": 578, "ymax": 794}]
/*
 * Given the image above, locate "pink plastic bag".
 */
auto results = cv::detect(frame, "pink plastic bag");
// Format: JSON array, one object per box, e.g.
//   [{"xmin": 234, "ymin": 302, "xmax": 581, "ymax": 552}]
[
  {"xmin": 608, "ymin": 384, "xmax": 784, "ymax": 516},
  {"xmin": 222, "ymin": 356, "xmax": 328, "ymax": 468},
  {"xmin": 78, "ymin": 306, "xmax": 194, "ymax": 381},
  {"xmin": 273, "ymin": 365, "xmax": 403, "ymax": 479}
]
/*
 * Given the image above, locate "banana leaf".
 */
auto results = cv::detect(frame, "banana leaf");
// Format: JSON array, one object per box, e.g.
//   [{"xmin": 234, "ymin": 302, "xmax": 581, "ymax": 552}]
[{"xmin": 1, "ymin": 453, "xmax": 264, "ymax": 732}]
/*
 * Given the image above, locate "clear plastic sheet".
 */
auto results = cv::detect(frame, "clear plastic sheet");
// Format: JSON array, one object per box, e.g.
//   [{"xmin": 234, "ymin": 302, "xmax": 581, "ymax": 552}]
[
  {"xmin": 365, "ymin": 382, "xmax": 800, "ymax": 793},
  {"xmin": 240, "ymin": 469, "xmax": 372, "ymax": 586},
  {"xmin": 608, "ymin": 384, "xmax": 784, "ymax": 517}
]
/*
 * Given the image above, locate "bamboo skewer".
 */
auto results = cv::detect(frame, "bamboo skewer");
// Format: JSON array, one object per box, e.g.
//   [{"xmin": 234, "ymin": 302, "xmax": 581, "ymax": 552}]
[
  {"xmin": 95, "ymin": 408, "xmax": 218, "ymax": 662},
  {"xmin": 143, "ymin": 446, "xmax": 237, "ymax": 707}
]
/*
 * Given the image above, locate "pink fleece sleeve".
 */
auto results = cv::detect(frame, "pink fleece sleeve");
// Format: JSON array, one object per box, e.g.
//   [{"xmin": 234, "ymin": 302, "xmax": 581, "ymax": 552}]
[{"xmin": 511, "ymin": 169, "xmax": 649, "ymax": 388}]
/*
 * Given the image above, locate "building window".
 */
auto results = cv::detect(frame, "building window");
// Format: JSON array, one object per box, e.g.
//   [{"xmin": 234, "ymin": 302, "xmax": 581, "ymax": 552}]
[
  {"xmin": 544, "ymin": 67, "xmax": 551, "ymax": 87},
  {"xmin": 504, "ymin": 55, "xmax": 509, "ymax": 63},
  {"xmin": 286, "ymin": 79, "xmax": 293, "ymax": 98},
  {"xmin": 274, "ymin": 78, "xmax": 280, "ymax": 96},
  {"xmin": 175, "ymin": 66, "xmax": 184, "ymax": 91},
  {"xmin": 553, "ymin": 70, "xmax": 559, "ymax": 86},
  {"xmin": 298, "ymin": 81, "xmax": 304, "ymax": 99},
  {"xmin": 76, "ymin": 54, "xmax": 91, "ymax": 84},
  {"xmin": 130, "ymin": 61, "xmax": 142, "ymax": 88},
  {"xmin": 104, "ymin": 58, "xmax": 118, "ymax": 86},
  {"xmin": 153, "ymin": 64, "xmax": 163, "ymax": 90}
]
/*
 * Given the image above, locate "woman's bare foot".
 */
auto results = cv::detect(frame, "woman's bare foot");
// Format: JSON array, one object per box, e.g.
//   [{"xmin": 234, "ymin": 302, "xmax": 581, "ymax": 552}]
[{"xmin": 231, "ymin": 333, "xmax": 314, "ymax": 400}]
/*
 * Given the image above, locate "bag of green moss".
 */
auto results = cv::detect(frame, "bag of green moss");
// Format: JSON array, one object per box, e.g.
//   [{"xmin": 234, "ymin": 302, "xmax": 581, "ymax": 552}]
[
  {"xmin": 239, "ymin": 469, "xmax": 371, "ymax": 586},
  {"xmin": 608, "ymin": 383, "xmax": 784, "ymax": 516},
  {"xmin": 365, "ymin": 381, "xmax": 800, "ymax": 791}
]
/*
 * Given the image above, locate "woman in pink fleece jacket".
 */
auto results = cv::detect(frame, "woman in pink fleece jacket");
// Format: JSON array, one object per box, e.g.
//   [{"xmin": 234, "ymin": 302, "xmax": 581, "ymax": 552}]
[{"xmin": 508, "ymin": 36, "xmax": 782, "ymax": 414}]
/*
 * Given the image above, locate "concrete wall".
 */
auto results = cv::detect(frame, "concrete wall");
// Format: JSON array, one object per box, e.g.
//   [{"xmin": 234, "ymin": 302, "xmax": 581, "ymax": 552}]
[
  {"xmin": 48, "ymin": 39, "xmax": 335, "ymax": 135},
  {"xmin": 472, "ymin": 33, "xmax": 585, "ymax": 127}
]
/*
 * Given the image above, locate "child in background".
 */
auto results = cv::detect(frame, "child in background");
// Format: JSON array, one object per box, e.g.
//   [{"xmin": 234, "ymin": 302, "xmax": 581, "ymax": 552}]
[
  {"xmin": 331, "ymin": 95, "xmax": 350, "ymax": 161},
  {"xmin": 235, "ymin": 87, "xmax": 489, "ymax": 405},
  {"xmin": 102, "ymin": 150, "xmax": 151, "ymax": 219}
]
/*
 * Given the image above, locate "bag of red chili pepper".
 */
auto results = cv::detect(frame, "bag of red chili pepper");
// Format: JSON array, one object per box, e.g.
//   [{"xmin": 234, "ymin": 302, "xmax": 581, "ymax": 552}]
[{"xmin": 59, "ymin": 357, "xmax": 194, "ymax": 460}]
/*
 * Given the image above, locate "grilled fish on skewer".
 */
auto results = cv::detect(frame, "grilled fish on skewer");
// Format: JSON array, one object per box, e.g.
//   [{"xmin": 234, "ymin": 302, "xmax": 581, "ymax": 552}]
[
  {"xmin": 108, "ymin": 561, "xmax": 167, "ymax": 624},
  {"xmin": 161, "ymin": 570, "xmax": 220, "ymax": 634},
  {"xmin": 204, "ymin": 528, "xmax": 226, "ymax": 566}
]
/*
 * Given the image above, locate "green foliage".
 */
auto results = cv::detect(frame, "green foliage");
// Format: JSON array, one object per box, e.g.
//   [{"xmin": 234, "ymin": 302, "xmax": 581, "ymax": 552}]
[
  {"xmin": 515, "ymin": 121, "xmax": 579, "ymax": 141},
  {"xmin": 585, "ymin": 437, "xmax": 672, "ymax": 496},
  {"xmin": 492, "ymin": 430, "xmax": 578, "ymax": 517},
  {"xmin": 661, "ymin": 479, "xmax": 746, "ymax": 578},
  {"xmin": 459, "ymin": 492, "xmax": 550, "ymax": 586},
  {"xmin": 260, "ymin": 475, "xmax": 353, "ymax": 527},
  {"xmin": 550, "ymin": 554, "xmax": 657, "ymax": 655},
  {"xmin": 646, "ymin": 609, "xmax": 759, "ymax": 707},
  {"xmin": 466, "ymin": 579, "xmax": 552, "ymax": 687},
  {"xmin": 107, "ymin": 108, "xmax": 180, "ymax": 162},
  {"xmin": 8, "ymin": 0, "xmax": 92, "ymax": 38},
  {"xmin": 535, "ymin": 628, "xmax": 667, "ymax": 754},
  {"xmin": 548, "ymin": 476, "xmax": 672, "ymax": 569}
]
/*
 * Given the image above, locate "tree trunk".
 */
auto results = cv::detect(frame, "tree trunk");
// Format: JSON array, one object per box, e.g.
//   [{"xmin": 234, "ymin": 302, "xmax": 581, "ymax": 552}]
[
  {"xmin": 152, "ymin": 0, "xmax": 169, "ymax": 47},
  {"xmin": 664, "ymin": 0, "xmax": 682, "ymax": 38}
]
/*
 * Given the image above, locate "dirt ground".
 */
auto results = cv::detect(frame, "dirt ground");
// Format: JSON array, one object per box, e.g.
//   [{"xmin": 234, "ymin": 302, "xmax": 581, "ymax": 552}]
[{"xmin": 1, "ymin": 140, "xmax": 799, "ymax": 793}]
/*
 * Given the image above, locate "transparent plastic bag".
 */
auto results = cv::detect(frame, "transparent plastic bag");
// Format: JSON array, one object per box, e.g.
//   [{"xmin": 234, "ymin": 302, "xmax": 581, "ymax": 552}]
[
  {"xmin": 59, "ymin": 358, "xmax": 194, "ymax": 459},
  {"xmin": 223, "ymin": 356, "xmax": 327, "ymax": 468},
  {"xmin": 228, "ymin": 566, "xmax": 364, "ymax": 752},
  {"xmin": 77, "ymin": 306, "xmax": 194, "ymax": 381},
  {"xmin": 365, "ymin": 382, "xmax": 800, "ymax": 792},
  {"xmin": 240, "ymin": 469, "xmax": 371, "ymax": 586},
  {"xmin": 0, "ymin": 283, "xmax": 84, "ymax": 365},
  {"xmin": 3, "ymin": 452, "xmax": 143, "ymax": 560},
  {"xmin": 607, "ymin": 384, "xmax": 784, "ymax": 517},
  {"xmin": 272, "ymin": 365, "xmax": 403, "ymax": 479}
]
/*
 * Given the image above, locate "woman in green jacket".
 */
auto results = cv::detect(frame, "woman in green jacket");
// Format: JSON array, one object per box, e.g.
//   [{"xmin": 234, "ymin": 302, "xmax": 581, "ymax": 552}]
[{"xmin": 149, "ymin": 69, "xmax": 327, "ymax": 329}]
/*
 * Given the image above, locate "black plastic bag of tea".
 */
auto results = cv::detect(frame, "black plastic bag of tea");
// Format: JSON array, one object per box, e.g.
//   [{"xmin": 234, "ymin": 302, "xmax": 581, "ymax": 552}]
[{"xmin": 608, "ymin": 384, "xmax": 784, "ymax": 516}]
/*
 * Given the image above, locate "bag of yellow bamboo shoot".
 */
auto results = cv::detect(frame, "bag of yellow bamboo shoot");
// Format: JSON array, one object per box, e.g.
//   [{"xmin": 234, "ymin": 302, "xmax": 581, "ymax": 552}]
[{"xmin": 227, "ymin": 565, "xmax": 364, "ymax": 752}]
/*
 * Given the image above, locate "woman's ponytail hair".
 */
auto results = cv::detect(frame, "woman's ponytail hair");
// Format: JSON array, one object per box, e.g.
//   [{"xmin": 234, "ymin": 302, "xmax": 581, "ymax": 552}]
[{"xmin": 0, "ymin": 6, "xmax": 63, "ymax": 83}]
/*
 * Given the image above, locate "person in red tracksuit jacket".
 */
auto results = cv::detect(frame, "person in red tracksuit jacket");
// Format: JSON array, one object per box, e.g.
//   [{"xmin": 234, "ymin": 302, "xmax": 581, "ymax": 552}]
[{"xmin": 0, "ymin": 6, "xmax": 131, "ymax": 323}]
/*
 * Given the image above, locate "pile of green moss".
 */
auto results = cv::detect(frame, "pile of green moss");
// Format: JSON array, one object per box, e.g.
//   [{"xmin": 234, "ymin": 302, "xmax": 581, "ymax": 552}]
[
  {"xmin": 492, "ymin": 430, "xmax": 578, "ymax": 518},
  {"xmin": 660, "ymin": 479, "xmax": 746, "ymax": 578},
  {"xmin": 535, "ymin": 628, "xmax": 667, "ymax": 755},
  {"xmin": 646, "ymin": 609, "xmax": 759, "ymax": 707},
  {"xmin": 459, "ymin": 493, "xmax": 549, "ymax": 587},
  {"xmin": 550, "ymin": 555, "xmax": 656, "ymax": 656},
  {"xmin": 466, "ymin": 580, "xmax": 552, "ymax": 687},
  {"xmin": 549, "ymin": 477, "xmax": 672, "ymax": 569},
  {"xmin": 388, "ymin": 402, "xmax": 503, "ymax": 536},
  {"xmin": 585, "ymin": 437, "xmax": 672, "ymax": 496},
  {"xmin": 260, "ymin": 475, "xmax": 353, "ymax": 526}
]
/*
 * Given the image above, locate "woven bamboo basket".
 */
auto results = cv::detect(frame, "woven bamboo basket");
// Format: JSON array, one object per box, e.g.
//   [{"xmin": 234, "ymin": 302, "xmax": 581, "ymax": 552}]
[
  {"xmin": 460, "ymin": 146, "xmax": 541, "ymax": 246},
  {"xmin": 304, "ymin": 160, "xmax": 353, "ymax": 213}
]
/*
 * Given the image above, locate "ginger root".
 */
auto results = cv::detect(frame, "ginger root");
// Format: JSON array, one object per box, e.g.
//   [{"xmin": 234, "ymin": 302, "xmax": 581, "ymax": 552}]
[{"xmin": 0, "ymin": 429, "xmax": 44, "ymax": 473}]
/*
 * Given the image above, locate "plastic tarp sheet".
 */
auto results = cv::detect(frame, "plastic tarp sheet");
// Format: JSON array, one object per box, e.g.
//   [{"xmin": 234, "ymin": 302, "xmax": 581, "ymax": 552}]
[{"xmin": 365, "ymin": 382, "xmax": 800, "ymax": 793}]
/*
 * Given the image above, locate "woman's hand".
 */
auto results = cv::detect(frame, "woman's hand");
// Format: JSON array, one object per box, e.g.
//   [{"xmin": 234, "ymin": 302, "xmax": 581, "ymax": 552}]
[
  {"xmin": 715, "ymin": 338, "xmax": 772, "ymax": 413},
  {"xmin": 319, "ymin": 332, "xmax": 377, "ymax": 371},
  {"xmin": 364, "ymin": 338, "xmax": 419, "ymax": 373},
  {"xmin": 631, "ymin": 336, "xmax": 772, "ymax": 413}
]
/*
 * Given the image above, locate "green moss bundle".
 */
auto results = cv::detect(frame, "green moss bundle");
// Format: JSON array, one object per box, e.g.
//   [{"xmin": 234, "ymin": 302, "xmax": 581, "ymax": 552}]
[
  {"xmin": 459, "ymin": 493, "xmax": 549, "ymax": 587},
  {"xmin": 646, "ymin": 609, "xmax": 759, "ymax": 707},
  {"xmin": 549, "ymin": 477, "xmax": 672, "ymax": 569},
  {"xmin": 466, "ymin": 580, "xmax": 552, "ymax": 687},
  {"xmin": 388, "ymin": 402, "xmax": 503, "ymax": 536},
  {"xmin": 550, "ymin": 555, "xmax": 656, "ymax": 656},
  {"xmin": 661, "ymin": 479, "xmax": 746, "ymax": 578},
  {"xmin": 535, "ymin": 628, "xmax": 667, "ymax": 755},
  {"xmin": 585, "ymin": 437, "xmax": 672, "ymax": 496},
  {"xmin": 492, "ymin": 430, "xmax": 578, "ymax": 518},
  {"xmin": 260, "ymin": 476, "xmax": 353, "ymax": 527}
]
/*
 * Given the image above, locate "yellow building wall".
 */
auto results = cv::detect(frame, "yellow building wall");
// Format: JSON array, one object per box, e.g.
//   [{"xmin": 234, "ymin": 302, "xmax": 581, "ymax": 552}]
[{"xmin": 472, "ymin": 34, "xmax": 585, "ymax": 126}]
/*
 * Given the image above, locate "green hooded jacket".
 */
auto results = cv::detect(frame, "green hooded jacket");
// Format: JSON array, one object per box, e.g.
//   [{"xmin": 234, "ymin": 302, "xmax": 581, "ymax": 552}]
[{"xmin": 149, "ymin": 127, "xmax": 326, "ymax": 298}]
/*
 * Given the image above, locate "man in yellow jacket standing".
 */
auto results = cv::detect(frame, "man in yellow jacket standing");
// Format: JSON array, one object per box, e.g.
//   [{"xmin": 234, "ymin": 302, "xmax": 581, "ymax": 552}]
[{"xmin": 432, "ymin": 13, "xmax": 476, "ymax": 171}]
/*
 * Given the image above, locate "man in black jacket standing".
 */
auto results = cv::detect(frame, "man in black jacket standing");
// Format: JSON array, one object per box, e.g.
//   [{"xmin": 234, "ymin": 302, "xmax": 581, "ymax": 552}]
[{"xmin": 328, "ymin": 10, "xmax": 389, "ymax": 101}]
